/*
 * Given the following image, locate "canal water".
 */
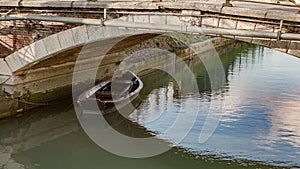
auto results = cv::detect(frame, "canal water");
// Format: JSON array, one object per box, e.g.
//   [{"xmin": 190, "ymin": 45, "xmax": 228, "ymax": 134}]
[{"xmin": 1, "ymin": 44, "xmax": 300, "ymax": 168}]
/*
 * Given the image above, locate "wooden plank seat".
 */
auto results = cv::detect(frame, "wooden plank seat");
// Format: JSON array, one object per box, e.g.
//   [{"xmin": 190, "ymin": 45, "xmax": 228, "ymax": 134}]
[{"xmin": 97, "ymin": 80, "xmax": 133, "ymax": 99}]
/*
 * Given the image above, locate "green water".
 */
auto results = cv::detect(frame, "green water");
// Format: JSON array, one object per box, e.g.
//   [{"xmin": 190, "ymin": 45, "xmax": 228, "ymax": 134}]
[{"xmin": 1, "ymin": 44, "xmax": 300, "ymax": 169}]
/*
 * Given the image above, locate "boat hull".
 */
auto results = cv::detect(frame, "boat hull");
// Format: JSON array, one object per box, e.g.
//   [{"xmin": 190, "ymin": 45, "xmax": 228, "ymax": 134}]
[
  {"xmin": 79, "ymin": 93, "xmax": 142, "ymax": 115},
  {"xmin": 77, "ymin": 71, "xmax": 143, "ymax": 115}
]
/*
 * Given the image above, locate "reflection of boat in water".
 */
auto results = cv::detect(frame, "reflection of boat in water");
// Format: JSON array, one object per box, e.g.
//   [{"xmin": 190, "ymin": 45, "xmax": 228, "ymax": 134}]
[
  {"xmin": 77, "ymin": 71, "xmax": 143, "ymax": 115},
  {"xmin": 139, "ymin": 70, "xmax": 180, "ymax": 99}
]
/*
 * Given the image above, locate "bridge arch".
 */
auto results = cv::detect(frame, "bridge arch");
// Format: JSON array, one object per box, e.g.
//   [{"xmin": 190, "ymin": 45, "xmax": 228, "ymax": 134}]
[{"xmin": 3, "ymin": 25, "xmax": 157, "ymax": 74}]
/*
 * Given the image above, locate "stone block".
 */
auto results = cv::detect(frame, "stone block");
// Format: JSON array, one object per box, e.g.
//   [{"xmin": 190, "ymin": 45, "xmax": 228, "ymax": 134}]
[
  {"xmin": 166, "ymin": 16, "xmax": 182, "ymax": 26},
  {"xmin": 127, "ymin": 15, "xmax": 134, "ymax": 22},
  {"xmin": 222, "ymin": 7, "xmax": 267, "ymax": 19},
  {"xmin": 201, "ymin": 17, "xmax": 218, "ymax": 28},
  {"xmin": 57, "ymin": 29, "xmax": 75, "ymax": 50},
  {"xmin": 5, "ymin": 46, "xmax": 34, "ymax": 72},
  {"xmin": 102, "ymin": 27, "xmax": 121, "ymax": 38},
  {"xmin": 86, "ymin": 25, "xmax": 105, "ymax": 42},
  {"xmin": 0, "ymin": 76, "xmax": 9, "ymax": 84},
  {"xmin": 252, "ymin": 38, "xmax": 270, "ymax": 47},
  {"xmin": 150, "ymin": 15, "xmax": 166, "ymax": 24},
  {"xmin": 0, "ymin": 1, "xmax": 18, "ymax": 6},
  {"xmin": 219, "ymin": 19, "xmax": 237, "ymax": 29},
  {"xmin": 266, "ymin": 11, "xmax": 300, "ymax": 23},
  {"xmin": 117, "ymin": 16, "xmax": 128, "ymax": 22},
  {"xmin": 288, "ymin": 41, "xmax": 300, "ymax": 58},
  {"xmin": 235, "ymin": 37, "xmax": 252, "ymax": 44},
  {"xmin": 22, "ymin": 1, "xmax": 72, "ymax": 8},
  {"xmin": 236, "ymin": 21, "xmax": 256, "ymax": 30},
  {"xmin": 269, "ymin": 40, "xmax": 289, "ymax": 51},
  {"xmin": 72, "ymin": 1, "xmax": 107, "ymax": 8},
  {"xmin": 255, "ymin": 24, "xmax": 270, "ymax": 31},
  {"xmin": 29, "ymin": 39, "xmax": 48, "ymax": 60},
  {"xmin": 43, "ymin": 34, "xmax": 62, "ymax": 55},
  {"xmin": 222, "ymin": 35, "xmax": 235, "ymax": 40},
  {"xmin": 182, "ymin": 10, "xmax": 201, "ymax": 16},
  {"xmin": 71, "ymin": 1, "xmax": 88, "ymax": 8},
  {"xmin": 118, "ymin": 28, "xmax": 146, "ymax": 36},
  {"xmin": 2, "ymin": 76, "xmax": 14, "ymax": 86},
  {"xmin": 0, "ymin": 59, "xmax": 12, "ymax": 76},
  {"xmin": 192, "ymin": 3, "xmax": 222, "ymax": 13},
  {"xmin": 72, "ymin": 25, "xmax": 89, "ymax": 45},
  {"xmin": 133, "ymin": 15, "xmax": 150, "ymax": 23}
]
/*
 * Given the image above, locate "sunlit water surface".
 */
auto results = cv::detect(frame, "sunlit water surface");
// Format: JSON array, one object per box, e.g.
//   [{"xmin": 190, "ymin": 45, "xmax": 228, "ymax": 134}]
[{"xmin": 131, "ymin": 45, "xmax": 300, "ymax": 167}]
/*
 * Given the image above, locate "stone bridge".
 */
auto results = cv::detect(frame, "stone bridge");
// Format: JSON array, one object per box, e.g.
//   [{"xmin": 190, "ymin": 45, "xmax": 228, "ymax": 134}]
[
  {"xmin": 0, "ymin": 0, "xmax": 300, "ymax": 117},
  {"xmin": 0, "ymin": 0, "xmax": 300, "ymax": 56}
]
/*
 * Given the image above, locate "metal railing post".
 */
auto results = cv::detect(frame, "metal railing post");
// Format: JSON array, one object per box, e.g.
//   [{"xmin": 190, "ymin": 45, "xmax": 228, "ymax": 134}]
[{"xmin": 223, "ymin": 0, "xmax": 233, "ymax": 7}]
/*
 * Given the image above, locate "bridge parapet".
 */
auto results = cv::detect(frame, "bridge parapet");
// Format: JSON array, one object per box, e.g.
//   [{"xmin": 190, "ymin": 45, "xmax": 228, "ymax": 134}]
[
  {"xmin": 1, "ymin": 1, "xmax": 299, "ymax": 22},
  {"xmin": 1, "ymin": 1, "xmax": 300, "ymax": 58},
  {"xmin": 111, "ymin": 14, "xmax": 300, "ymax": 57}
]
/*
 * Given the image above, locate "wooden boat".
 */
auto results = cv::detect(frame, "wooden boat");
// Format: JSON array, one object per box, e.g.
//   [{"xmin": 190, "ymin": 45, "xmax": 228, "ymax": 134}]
[{"xmin": 77, "ymin": 71, "xmax": 143, "ymax": 115}]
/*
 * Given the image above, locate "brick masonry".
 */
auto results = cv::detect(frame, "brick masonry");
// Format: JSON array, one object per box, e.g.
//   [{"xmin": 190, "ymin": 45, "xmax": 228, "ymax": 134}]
[
  {"xmin": 0, "ymin": 12, "xmax": 102, "ymax": 58},
  {"xmin": 0, "ymin": 20, "xmax": 77, "ymax": 58}
]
